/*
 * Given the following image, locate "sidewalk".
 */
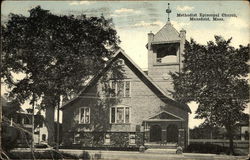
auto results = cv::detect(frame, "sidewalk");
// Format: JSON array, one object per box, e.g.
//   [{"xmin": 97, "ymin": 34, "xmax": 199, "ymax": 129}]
[{"xmin": 60, "ymin": 149, "xmax": 249, "ymax": 160}]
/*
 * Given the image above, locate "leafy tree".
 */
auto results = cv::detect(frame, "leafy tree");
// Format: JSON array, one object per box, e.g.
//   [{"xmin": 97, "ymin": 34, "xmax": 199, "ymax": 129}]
[
  {"xmin": 63, "ymin": 60, "xmax": 125, "ymax": 147},
  {"xmin": 190, "ymin": 122, "xmax": 221, "ymax": 139},
  {"xmin": 2, "ymin": 97, "xmax": 21, "ymax": 118},
  {"xmin": 1, "ymin": 97, "xmax": 21, "ymax": 154},
  {"xmin": 170, "ymin": 36, "xmax": 249, "ymax": 154},
  {"xmin": 2, "ymin": 6, "xmax": 120, "ymax": 146}
]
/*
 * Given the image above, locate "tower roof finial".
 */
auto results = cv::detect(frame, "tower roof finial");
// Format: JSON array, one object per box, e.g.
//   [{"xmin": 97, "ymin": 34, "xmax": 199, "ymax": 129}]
[{"xmin": 166, "ymin": 3, "xmax": 171, "ymax": 22}]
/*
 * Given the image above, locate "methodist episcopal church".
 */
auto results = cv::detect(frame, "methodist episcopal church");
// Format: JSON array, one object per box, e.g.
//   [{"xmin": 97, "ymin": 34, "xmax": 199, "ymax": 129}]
[{"xmin": 61, "ymin": 8, "xmax": 191, "ymax": 149}]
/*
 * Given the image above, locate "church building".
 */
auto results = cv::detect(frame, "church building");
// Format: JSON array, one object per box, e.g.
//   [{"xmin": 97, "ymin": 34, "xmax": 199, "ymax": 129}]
[{"xmin": 61, "ymin": 9, "xmax": 191, "ymax": 149}]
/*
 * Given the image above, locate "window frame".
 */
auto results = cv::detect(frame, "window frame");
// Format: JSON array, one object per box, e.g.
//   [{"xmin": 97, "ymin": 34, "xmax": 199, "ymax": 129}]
[
  {"xmin": 110, "ymin": 105, "xmax": 131, "ymax": 124},
  {"xmin": 109, "ymin": 80, "xmax": 131, "ymax": 98},
  {"xmin": 79, "ymin": 107, "xmax": 91, "ymax": 124},
  {"xmin": 42, "ymin": 134, "xmax": 46, "ymax": 141},
  {"xmin": 23, "ymin": 116, "xmax": 31, "ymax": 125}
]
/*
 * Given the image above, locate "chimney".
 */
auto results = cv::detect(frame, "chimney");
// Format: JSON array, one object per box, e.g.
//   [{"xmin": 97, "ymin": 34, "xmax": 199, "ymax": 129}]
[
  {"xmin": 179, "ymin": 29, "xmax": 186, "ymax": 39},
  {"xmin": 148, "ymin": 31, "xmax": 154, "ymax": 50},
  {"xmin": 179, "ymin": 29, "xmax": 186, "ymax": 70},
  {"xmin": 147, "ymin": 31, "xmax": 154, "ymax": 75}
]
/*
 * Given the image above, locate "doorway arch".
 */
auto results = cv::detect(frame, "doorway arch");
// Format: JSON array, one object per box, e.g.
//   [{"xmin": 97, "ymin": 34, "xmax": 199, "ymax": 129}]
[
  {"xmin": 167, "ymin": 124, "xmax": 178, "ymax": 143},
  {"xmin": 150, "ymin": 125, "xmax": 162, "ymax": 142}
]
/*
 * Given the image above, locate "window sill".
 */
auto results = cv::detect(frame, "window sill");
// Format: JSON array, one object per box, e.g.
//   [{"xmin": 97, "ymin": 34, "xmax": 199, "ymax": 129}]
[
  {"xmin": 109, "ymin": 96, "xmax": 131, "ymax": 98},
  {"xmin": 79, "ymin": 123, "xmax": 90, "ymax": 125},
  {"xmin": 110, "ymin": 123, "xmax": 131, "ymax": 125}
]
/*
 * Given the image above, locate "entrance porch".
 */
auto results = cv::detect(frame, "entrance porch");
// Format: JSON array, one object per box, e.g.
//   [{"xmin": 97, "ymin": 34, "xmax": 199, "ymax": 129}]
[{"xmin": 143, "ymin": 111, "xmax": 186, "ymax": 148}]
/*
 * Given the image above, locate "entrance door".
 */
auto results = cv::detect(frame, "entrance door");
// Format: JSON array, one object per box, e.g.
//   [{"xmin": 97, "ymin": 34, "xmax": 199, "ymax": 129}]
[
  {"xmin": 167, "ymin": 124, "xmax": 178, "ymax": 143},
  {"xmin": 150, "ymin": 125, "xmax": 162, "ymax": 142}
]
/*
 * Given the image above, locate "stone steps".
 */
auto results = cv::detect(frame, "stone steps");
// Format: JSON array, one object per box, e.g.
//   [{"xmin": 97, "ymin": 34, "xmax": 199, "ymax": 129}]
[
  {"xmin": 145, "ymin": 143, "xmax": 177, "ymax": 149},
  {"xmin": 146, "ymin": 145, "xmax": 177, "ymax": 149},
  {"xmin": 145, "ymin": 148, "xmax": 177, "ymax": 154}
]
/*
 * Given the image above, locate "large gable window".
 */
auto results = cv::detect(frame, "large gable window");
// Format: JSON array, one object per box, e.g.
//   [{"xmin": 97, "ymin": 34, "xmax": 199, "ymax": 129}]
[
  {"xmin": 79, "ymin": 107, "xmax": 90, "ymax": 124},
  {"xmin": 110, "ymin": 106, "xmax": 130, "ymax": 124},
  {"xmin": 110, "ymin": 80, "xmax": 131, "ymax": 97}
]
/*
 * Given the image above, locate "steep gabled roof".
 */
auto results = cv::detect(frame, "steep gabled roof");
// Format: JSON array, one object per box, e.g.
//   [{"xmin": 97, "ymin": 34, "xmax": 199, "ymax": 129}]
[
  {"xmin": 61, "ymin": 49, "xmax": 191, "ymax": 113},
  {"xmin": 152, "ymin": 22, "xmax": 181, "ymax": 44}
]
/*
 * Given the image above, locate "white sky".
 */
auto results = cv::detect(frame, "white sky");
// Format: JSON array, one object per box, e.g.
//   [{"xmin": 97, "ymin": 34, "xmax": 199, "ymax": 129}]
[{"xmin": 1, "ymin": 1, "xmax": 249, "ymax": 128}]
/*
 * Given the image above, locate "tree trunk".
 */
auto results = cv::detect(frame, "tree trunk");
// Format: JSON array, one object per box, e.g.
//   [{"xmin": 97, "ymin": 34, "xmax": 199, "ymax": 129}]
[
  {"xmin": 31, "ymin": 99, "xmax": 35, "ymax": 158},
  {"xmin": 56, "ymin": 101, "xmax": 60, "ymax": 151},
  {"xmin": 45, "ymin": 106, "xmax": 55, "ymax": 146},
  {"xmin": 226, "ymin": 126, "xmax": 234, "ymax": 155}
]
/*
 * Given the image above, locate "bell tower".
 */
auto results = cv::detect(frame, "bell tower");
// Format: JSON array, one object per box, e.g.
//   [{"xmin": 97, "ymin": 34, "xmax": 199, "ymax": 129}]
[{"xmin": 147, "ymin": 3, "xmax": 186, "ymax": 95}]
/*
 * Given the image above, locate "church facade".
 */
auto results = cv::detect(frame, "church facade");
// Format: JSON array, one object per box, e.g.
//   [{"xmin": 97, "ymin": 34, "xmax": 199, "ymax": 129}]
[{"xmin": 61, "ymin": 20, "xmax": 191, "ymax": 149}]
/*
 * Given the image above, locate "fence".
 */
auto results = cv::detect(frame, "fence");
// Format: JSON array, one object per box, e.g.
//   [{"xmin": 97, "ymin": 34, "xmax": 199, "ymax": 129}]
[{"xmin": 189, "ymin": 139, "xmax": 249, "ymax": 149}]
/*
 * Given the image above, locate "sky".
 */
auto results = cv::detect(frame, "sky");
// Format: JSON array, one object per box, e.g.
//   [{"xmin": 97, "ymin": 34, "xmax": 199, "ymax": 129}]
[{"xmin": 1, "ymin": 1, "xmax": 249, "ymax": 128}]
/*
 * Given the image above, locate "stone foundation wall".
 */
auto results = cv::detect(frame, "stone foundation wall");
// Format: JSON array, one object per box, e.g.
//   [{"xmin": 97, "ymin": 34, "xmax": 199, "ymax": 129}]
[{"xmin": 62, "ymin": 131, "xmax": 144, "ymax": 148}]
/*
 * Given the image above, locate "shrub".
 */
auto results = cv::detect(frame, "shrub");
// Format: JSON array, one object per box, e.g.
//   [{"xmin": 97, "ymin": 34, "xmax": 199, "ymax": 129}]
[
  {"xmin": 62, "ymin": 132, "xmax": 74, "ymax": 146},
  {"xmin": 80, "ymin": 132, "xmax": 93, "ymax": 147},
  {"xmin": 185, "ymin": 143, "xmax": 228, "ymax": 154},
  {"xmin": 135, "ymin": 132, "xmax": 144, "ymax": 146},
  {"xmin": 93, "ymin": 132, "xmax": 104, "ymax": 146},
  {"xmin": 9, "ymin": 150, "xmax": 79, "ymax": 159},
  {"xmin": 1, "ymin": 125, "xmax": 19, "ymax": 152},
  {"xmin": 110, "ymin": 132, "xmax": 129, "ymax": 147},
  {"xmin": 79, "ymin": 151, "xmax": 91, "ymax": 160}
]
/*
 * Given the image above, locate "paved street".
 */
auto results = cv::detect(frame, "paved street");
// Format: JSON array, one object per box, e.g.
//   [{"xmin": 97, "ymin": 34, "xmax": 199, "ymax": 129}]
[{"xmin": 60, "ymin": 149, "xmax": 249, "ymax": 160}]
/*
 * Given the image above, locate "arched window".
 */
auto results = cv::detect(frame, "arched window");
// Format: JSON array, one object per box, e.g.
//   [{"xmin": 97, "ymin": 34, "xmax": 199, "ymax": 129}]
[{"xmin": 150, "ymin": 125, "xmax": 162, "ymax": 142}]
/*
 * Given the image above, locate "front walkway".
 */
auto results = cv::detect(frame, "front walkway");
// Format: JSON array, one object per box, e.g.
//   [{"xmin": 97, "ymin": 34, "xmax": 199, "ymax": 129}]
[{"xmin": 60, "ymin": 149, "xmax": 248, "ymax": 160}]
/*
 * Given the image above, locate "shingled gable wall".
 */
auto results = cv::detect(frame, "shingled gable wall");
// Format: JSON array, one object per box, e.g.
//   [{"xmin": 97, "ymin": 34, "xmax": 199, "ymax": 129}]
[{"xmin": 61, "ymin": 51, "xmax": 189, "ymax": 147}]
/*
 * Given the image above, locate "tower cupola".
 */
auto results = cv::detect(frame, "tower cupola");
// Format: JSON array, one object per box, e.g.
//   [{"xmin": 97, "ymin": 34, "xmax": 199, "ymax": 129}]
[{"xmin": 146, "ymin": 4, "xmax": 186, "ymax": 95}]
